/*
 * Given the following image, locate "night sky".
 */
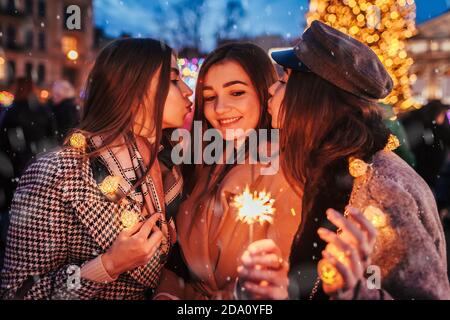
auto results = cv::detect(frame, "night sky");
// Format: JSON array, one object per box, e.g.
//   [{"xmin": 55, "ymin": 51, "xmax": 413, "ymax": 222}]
[{"xmin": 94, "ymin": 0, "xmax": 450, "ymax": 51}]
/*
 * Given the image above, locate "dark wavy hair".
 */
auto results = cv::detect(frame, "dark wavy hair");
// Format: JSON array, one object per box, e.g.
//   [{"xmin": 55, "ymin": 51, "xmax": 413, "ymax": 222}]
[
  {"xmin": 280, "ymin": 70, "xmax": 390, "ymax": 299},
  {"xmin": 184, "ymin": 42, "xmax": 277, "ymax": 195},
  {"xmin": 72, "ymin": 38, "xmax": 173, "ymax": 188}
]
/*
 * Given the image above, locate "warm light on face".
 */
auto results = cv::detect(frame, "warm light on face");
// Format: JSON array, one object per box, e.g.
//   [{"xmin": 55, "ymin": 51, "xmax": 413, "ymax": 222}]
[{"xmin": 67, "ymin": 50, "xmax": 79, "ymax": 61}]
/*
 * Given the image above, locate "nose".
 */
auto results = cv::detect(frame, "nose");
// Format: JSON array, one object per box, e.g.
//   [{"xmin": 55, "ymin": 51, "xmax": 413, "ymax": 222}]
[
  {"xmin": 180, "ymin": 80, "xmax": 193, "ymax": 98},
  {"xmin": 214, "ymin": 98, "xmax": 232, "ymax": 115},
  {"xmin": 268, "ymin": 82, "xmax": 278, "ymax": 97}
]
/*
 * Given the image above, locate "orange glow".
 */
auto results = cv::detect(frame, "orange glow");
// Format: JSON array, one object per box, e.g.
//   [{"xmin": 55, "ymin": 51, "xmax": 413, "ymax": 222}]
[{"xmin": 40, "ymin": 90, "xmax": 49, "ymax": 99}]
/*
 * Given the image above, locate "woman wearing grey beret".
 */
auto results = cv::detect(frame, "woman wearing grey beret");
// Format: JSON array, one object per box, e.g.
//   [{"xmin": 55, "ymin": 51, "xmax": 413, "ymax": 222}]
[{"xmin": 236, "ymin": 20, "xmax": 450, "ymax": 300}]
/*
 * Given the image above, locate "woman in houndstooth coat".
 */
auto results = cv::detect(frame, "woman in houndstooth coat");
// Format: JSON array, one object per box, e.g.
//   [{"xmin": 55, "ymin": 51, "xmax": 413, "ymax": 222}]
[{"xmin": 0, "ymin": 38, "xmax": 193, "ymax": 300}]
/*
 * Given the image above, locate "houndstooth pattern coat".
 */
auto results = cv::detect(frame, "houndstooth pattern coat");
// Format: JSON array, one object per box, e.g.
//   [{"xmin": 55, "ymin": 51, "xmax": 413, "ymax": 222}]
[{"xmin": 0, "ymin": 146, "xmax": 182, "ymax": 300}]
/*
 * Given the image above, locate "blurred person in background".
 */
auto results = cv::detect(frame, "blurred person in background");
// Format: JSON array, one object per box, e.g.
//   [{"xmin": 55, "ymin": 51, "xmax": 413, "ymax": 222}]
[
  {"xmin": 0, "ymin": 77, "xmax": 56, "ymax": 272},
  {"xmin": 49, "ymin": 80, "xmax": 81, "ymax": 144},
  {"xmin": 380, "ymin": 103, "xmax": 416, "ymax": 168},
  {"xmin": 400, "ymin": 100, "xmax": 450, "ymax": 192}
]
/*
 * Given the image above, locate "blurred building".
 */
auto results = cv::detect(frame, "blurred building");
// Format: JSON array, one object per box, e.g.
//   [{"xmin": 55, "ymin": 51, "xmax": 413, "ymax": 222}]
[
  {"xmin": 408, "ymin": 10, "xmax": 450, "ymax": 105},
  {"xmin": 0, "ymin": 0, "xmax": 95, "ymax": 96},
  {"xmin": 218, "ymin": 34, "xmax": 289, "ymax": 53}
]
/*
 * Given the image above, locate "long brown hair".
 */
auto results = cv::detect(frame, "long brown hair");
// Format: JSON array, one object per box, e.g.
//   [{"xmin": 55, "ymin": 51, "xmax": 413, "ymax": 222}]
[
  {"xmin": 281, "ymin": 71, "xmax": 390, "ymax": 299},
  {"xmin": 184, "ymin": 42, "xmax": 277, "ymax": 194},
  {"xmin": 77, "ymin": 38, "xmax": 172, "ymax": 172}
]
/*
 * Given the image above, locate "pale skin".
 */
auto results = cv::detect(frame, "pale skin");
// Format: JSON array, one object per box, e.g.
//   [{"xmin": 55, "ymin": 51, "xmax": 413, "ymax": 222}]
[
  {"xmin": 202, "ymin": 60, "xmax": 261, "ymax": 141},
  {"xmin": 92, "ymin": 55, "xmax": 193, "ymax": 280},
  {"xmin": 237, "ymin": 68, "xmax": 378, "ymax": 300}
]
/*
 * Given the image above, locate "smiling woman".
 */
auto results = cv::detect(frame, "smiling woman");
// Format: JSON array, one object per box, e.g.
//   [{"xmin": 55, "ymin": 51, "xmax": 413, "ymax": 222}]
[
  {"xmin": 154, "ymin": 42, "xmax": 303, "ymax": 300},
  {"xmin": 202, "ymin": 61, "xmax": 261, "ymax": 140}
]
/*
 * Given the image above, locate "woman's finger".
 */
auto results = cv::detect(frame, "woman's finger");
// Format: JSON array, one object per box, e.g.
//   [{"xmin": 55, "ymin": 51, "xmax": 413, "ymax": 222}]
[
  {"xmin": 318, "ymin": 228, "xmax": 364, "ymax": 278},
  {"xmin": 121, "ymin": 221, "xmax": 144, "ymax": 237},
  {"xmin": 243, "ymin": 281, "xmax": 287, "ymax": 300},
  {"xmin": 347, "ymin": 207, "xmax": 377, "ymax": 246},
  {"xmin": 238, "ymin": 266, "xmax": 287, "ymax": 287},
  {"xmin": 146, "ymin": 229, "xmax": 163, "ymax": 250},
  {"xmin": 322, "ymin": 251, "xmax": 357, "ymax": 292},
  {"xmin": 326, "ymin": 209, "xmax": 367, "ymax": 247},
  {"xmin": 318, "ymin": 228, "xmax": 354, "ymax": 257},
  {"xmin": 326, "ymin": 209, "xmax": 372, "ymax": 261},
  {"xmin": 241, "ymin": 253, "xmax": 285, "ymax": 270},
  {"xmin": 136, "ymin": 213, "xmax": 161, "ymax": 239},
  {"xmin": 247, "ymin": 239, "xmax": 282, "ymax": 257}
]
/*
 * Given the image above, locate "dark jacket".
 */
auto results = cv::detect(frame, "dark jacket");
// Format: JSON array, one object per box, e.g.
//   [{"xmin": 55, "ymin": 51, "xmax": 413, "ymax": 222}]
[{"xmin": 49, "ymin": 98, "xmax": 81, "ymax": 144}]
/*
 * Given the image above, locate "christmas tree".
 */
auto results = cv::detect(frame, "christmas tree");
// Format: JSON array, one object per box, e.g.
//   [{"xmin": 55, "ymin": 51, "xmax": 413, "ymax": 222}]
[{"xmin": 307, "ymin": 0, "xmax": 417, "ymax": 112}]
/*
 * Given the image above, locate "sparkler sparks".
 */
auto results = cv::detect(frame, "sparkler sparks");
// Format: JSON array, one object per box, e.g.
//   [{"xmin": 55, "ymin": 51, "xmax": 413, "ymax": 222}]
[
  {"xmin": 232, "ymin": 185, "xmax": 276, "ymax": 244},
  {"xmin": 233, "ymin": 186, "xmax": 276, "ymax": 226}
]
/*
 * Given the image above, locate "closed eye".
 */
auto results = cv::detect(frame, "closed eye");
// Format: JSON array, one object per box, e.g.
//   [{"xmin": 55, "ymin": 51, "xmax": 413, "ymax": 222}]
[{"xmin": 204, "ymin": 96, "xmax": 216, "ymax": 102}]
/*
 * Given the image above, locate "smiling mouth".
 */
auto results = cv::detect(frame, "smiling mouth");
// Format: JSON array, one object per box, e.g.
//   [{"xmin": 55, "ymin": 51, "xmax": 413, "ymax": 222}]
[{"xmin": 219, "ymin": 117, "xmax": 242, "ymax": 126}]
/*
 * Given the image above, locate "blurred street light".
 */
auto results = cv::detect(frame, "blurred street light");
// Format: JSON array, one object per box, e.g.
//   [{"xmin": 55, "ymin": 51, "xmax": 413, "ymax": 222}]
[{"xmin": 67, "ymin": 50, "xmax": 79, "ymax": 61}]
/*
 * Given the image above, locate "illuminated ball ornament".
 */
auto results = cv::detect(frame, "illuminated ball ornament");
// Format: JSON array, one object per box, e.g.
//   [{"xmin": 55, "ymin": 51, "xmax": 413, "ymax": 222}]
[
  {"xmin": 69, "ymin": 132, "xmax": 87, "ymax": 150},
  {"xmin": 318, "ymin": 260, "xmax": 344, "ymax": 287},
  {"xmin": 120, "ymin": 210, "xmax": 140, "ymax": 229},
  {"xmin": 348, "ymin": 157, "xmax": 369, "ymax": 178},
  {"xmin": 99, "ymin": 175, "xmax": 121, "ymax": 196},
  {"xmin": 363, "ymin": 205, "xmax": 388, "ymax": 229},
  {"xmin": 384, "ymin": 134, "xmax": 400, "ymax": 152}
]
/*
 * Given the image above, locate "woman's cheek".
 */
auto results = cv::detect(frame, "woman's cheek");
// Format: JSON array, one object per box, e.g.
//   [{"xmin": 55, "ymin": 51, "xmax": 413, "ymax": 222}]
[
  {"xmin": 243, "ymin": 97, "xmax": 261, "ymax": 130},
  {"xmin": 203, "ymin": 104, "xmax": 216, "ymax": 127}
]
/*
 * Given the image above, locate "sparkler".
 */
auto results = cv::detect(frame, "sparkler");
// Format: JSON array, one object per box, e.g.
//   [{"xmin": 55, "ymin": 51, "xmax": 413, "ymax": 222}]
[{"xmin": 232, "ymin": 186, "xmax": 275, "ymax": 244}]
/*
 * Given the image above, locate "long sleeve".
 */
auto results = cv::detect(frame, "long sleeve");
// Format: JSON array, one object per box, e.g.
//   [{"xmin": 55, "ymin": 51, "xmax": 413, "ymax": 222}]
[
  {"xmin": 346, "ymin": 153, "xmax": 450, "ymax": 300},
  {"xmin": 0, "ymin": 154, "xmax": 107, "ymax": 300}
]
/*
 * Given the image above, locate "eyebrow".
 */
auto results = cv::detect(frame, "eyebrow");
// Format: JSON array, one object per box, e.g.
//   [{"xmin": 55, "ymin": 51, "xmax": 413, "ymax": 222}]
[
  {"xmin": 170, "ymin": 68, "xmax": 180, "ymax": 76},
  {"xmin": 203, "ymin": 80, "xmax": 249, "ymax": 91}
]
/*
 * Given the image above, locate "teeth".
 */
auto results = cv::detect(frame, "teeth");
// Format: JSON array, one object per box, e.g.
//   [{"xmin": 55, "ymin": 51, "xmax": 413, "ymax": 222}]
[{"xmin": 220, "ymin": 117, "xmax": 241, "ymax": 125}]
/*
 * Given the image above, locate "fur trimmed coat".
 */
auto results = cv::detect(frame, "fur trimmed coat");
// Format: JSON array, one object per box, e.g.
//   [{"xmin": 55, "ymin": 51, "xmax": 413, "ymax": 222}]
[{"xmin": 289, "ymin": 150, "xmax": 450, "ymax": 300}]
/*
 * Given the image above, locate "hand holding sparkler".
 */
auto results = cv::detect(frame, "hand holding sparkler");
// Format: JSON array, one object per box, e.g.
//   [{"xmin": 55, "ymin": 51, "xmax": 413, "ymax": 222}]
[
  {"xmin": 317, "ymin": 207, "xmax": 377, "ymax": 297},
  {"xmin": 237, "ymin": 239, "xmax": 289, "ymax": 300},
  {"xmin": 232, "ymin": 186, "xmax": 288, "ymax": 299}
]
